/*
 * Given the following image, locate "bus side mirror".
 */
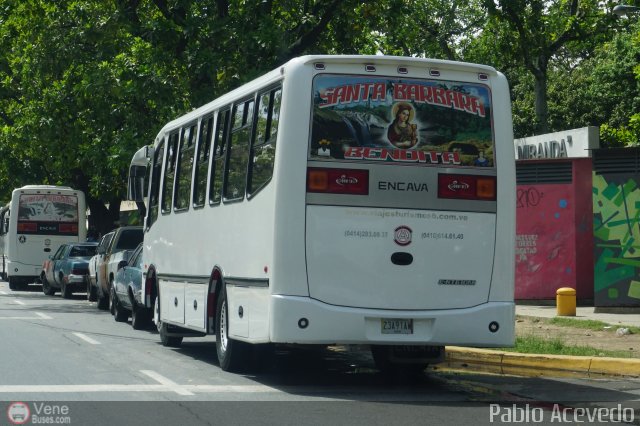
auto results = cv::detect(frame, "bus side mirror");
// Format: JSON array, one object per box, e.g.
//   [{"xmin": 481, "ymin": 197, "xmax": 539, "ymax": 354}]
[
  {"xmin": 128, "ymin": 165, "xmax": 147, "ymax": 203},
  {"xmin": 117, "ymin": 260, "xmax": 127, "ymax": 271}
]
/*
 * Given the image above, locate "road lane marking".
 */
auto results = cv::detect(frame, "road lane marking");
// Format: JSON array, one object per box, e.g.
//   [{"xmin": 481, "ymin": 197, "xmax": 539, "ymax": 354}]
[
  {"xmin": 35, "ymin": 312, "xmax": 53, "ymax": 319},
  {"xmin": 13, "ymin": 300, "xmax": 25, "ymax": 305},
  {"xmin": 140, "ymin": 370, "xmax": 194, "ymax": 396},
  {"xmin": 0, "ymin": 383, "xmax": 278, "ymax": 395},
  {"xmin": 0, "ymin": 314, "xmax": 53, "ymax": 320},
  {"xmin": 72, "ymin": 332, "xmax": 101, "ymax": 345},
  {"xmin": 0, "ymin": 291, "xmax": 7, "ymax": 295}
]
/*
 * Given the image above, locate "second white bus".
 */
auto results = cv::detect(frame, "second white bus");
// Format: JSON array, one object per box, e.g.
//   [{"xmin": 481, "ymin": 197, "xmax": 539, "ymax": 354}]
[
  {"xmin": 0, "ymin": 185, "xmax": 87, "ymax": 290},
  {"xmin": 128, "ymin": 55, "xmax": 516, "ymax": 373}
]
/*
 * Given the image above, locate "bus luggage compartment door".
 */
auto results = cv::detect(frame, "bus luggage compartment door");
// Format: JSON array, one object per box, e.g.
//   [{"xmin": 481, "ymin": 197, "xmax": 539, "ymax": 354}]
[{"xmin": 305, "ymin": 205, "xmax": 496, "ymax": 310}]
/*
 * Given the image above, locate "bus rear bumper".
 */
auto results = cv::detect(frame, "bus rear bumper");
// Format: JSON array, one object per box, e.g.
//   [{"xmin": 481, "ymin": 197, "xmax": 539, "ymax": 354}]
[{"xmin": 269, "ymin": 295, "xmax": 515, "ymax": 347}]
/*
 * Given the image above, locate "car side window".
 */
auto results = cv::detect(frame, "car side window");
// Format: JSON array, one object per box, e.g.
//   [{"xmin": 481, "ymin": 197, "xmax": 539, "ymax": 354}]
[{"xmin": 52, "ymin": 245, "xmax": 66, "ymax": 260}]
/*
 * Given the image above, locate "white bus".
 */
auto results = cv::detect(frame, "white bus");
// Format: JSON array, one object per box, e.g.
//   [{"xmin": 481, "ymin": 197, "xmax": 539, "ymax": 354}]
[
  {"xmin": 0, "ymin": 185, "xmax": 87, "ymax": 290},
  {"xmin": 128, "ymin": 55, "xmax": 516, "ymax": 373}
]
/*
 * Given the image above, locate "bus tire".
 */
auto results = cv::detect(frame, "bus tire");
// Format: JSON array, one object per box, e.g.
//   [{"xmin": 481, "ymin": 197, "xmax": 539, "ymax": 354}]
[
  {"xmin": 42, "ymin": 277, "xmax": 55, "ymax": 296},
  {"xmin": 8, "ymin": 277, "xmax": 19, "ymax": 291},
  {"xmin": 155, "ymin": 290, "xmax": 183, "ymax": 347},
  {"xmin": 215, "ymin": 284, "xmax": 250, "ymax": 372},
  {"xmin": 370, "ymin": 345, "xmax": 428, "ymax": 376}
]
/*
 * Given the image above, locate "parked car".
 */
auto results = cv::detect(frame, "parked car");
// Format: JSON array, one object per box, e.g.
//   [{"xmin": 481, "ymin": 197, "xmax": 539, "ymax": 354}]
[
  {"xmin": 112, "ymin": 243, "xmax": 152, "ymax": 329},
  {"xmin": 88, "ymin": 231, "xmax": 115, "ymax": 302},
  {"xmin": 41, "ymin": 242, "xmax": 98, "ymax": 298},
  {"xmin": 89, "ymin": 226, "xmax": 143, "ymax": 311}
]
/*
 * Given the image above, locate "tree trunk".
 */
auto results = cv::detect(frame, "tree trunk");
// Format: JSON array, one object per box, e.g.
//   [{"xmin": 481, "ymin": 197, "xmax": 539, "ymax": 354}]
[{"xmin": 533, "ymin": 66, "xmax": 548, "ymax": 135}]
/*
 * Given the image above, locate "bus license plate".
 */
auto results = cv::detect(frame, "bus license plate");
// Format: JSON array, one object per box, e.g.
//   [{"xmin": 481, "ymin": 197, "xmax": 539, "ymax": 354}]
[{"xmin": 381, "ymin": 318, "xmax": 413, "ymax": 334}]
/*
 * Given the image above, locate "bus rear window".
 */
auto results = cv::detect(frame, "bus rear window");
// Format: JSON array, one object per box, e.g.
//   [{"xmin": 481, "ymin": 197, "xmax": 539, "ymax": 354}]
[
  {"xmin": 310, "ymin": 75, "xmax": 494, "ymax": 168},
  {"xmin": 17, "ymin": 194, "xmax": 78, "ymax": 222}
]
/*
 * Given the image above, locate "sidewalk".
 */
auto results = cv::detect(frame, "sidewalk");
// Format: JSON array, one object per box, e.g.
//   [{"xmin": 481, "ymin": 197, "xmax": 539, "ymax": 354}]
[
  {"xmin": 440, "ymin": 305, "xmax": 640, "ymax": 379},
  {"xmin": 516, "ymin": 304, "xmax": 640, "ymax": 328}
]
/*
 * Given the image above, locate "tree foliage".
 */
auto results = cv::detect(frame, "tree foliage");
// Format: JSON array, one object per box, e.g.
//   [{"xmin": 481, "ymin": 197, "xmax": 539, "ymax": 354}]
[{"xmin": 1, "ymin": 0, "xmax": 639, "ymax": 232}]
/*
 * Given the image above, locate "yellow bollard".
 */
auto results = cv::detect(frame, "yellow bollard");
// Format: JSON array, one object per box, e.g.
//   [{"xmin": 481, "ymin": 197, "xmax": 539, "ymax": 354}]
[{"xmin": 556, "ymin": 287, "xmax": 576, "ymax": 316}]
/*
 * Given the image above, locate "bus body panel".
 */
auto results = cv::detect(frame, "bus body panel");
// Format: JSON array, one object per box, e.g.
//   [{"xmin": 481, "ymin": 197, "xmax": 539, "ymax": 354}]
[
  {"xmin": 270, "ymin": 295, "xmax": 514, "ymax": 346},
  {"xmin": 305, "ymin": 205, "xmax": 496, "ymax": 310},
  {"xmin": 487, "ymin": 72, "xmax": 516, "ymax": 303}
]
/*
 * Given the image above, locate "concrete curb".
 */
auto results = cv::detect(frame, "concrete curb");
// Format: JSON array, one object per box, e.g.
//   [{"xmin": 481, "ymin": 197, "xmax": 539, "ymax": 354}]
[{"xmin": 439, "ymin": 346, "xmax": 640, "ymax": 378}]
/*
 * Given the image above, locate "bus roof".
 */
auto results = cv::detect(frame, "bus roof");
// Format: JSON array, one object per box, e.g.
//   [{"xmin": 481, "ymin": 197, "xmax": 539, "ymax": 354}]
[{"xmin": 153, "ymin": 55, "xmax": 500, "ymax": 142}]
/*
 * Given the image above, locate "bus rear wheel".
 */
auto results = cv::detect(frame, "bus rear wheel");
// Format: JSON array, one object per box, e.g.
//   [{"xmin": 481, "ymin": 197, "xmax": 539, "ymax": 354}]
[
  {"xmin": 8, "ymin": 277, "xmax": 23, "ymax": 291},
  {"xmin": 370, "ymin": 345, "xmax": 429, "ymax": 376},
  {"xmin": 155, "ymin": 291, "xmax": 183, "ymax": 347},
  {"xmin": 215, "ymin": 284, "xmax": 251, "ymax": 372}
]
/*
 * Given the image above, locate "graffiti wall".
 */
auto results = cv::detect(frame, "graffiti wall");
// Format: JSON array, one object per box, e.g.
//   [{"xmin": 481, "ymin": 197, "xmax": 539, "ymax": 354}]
[
  {"xmin": 515, "ymin": 159, "xmax": 594, "ymax": 301},
  {"xmin": 593, "ymin": 173, "xmax": 640, "ymax": 307},
  {"xmin": 516, "ymin": 185, "xmax": 576, "ymax": 299}
]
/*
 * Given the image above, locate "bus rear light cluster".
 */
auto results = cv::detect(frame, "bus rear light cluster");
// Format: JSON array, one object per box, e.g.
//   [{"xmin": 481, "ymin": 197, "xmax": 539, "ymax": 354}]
[
  {"xmin": 437, "ymin": 174, "xmax": 496, "ymax": 201},
  {"xmin": 17, "ymin": 222, "xmax": 37, "ymax": 233},
  {"xmin": 58, "ymin": 224, "xmax": 78, "ymax": 233},
  {"xmin": 307, "ymin": 168, "xmax": 369, "ymax": 195}
]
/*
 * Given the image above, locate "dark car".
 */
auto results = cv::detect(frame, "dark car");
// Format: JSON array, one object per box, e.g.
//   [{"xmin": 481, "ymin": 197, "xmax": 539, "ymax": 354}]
[
  {"xmin": 41, "ymin": 242, "xmax": 98, "ymax": 298},
  {"xmin": 111, "ymin": 243, "xmax": 152, "ymax": 329}
]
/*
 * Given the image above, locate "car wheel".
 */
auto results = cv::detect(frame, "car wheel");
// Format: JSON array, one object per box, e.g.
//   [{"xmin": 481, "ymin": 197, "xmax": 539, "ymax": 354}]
[
  {"xmin": 42, "ymin": 277, "xmax": 55, "ymax": 296},
  {"xmin": 131, "ymin": 303, "xmax": 150, "ymax": 330},
  {"xmin": 96, "ymin": 287, "xmax": 109, "ymax": 310},
  {"xmin": 215, "ymin": 284, "xmax": 251, "ymax": 372},
  {"xmin": 113, "ymin": 292, "xmax": 129, "ymax": 323},
  {"xmin": 60, "ymin": 279, "xmax": 71, "ymax": 299},
  {"xmin": 86, "ymin": 278, "xmax": 97, "ymax": 302},
  {"xmin": 155, "ymin": 292, "xmax": 182, "ymax": 347},
  {"xmin": 109, "ymin": 284, "xmax": 116, "ymax": 315}
]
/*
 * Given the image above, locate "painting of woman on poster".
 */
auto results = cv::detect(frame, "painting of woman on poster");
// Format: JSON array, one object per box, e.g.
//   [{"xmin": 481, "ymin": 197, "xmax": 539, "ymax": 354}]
[{"xmin": 387, "ymin": 102, "xmax": 418, "ymax": 149}]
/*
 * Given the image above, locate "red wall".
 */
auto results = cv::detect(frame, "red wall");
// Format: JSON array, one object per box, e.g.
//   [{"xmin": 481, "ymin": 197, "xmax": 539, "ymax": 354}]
[{"xmin": 515, "ymin": 159, "xmax": 593, "ymax": 301}]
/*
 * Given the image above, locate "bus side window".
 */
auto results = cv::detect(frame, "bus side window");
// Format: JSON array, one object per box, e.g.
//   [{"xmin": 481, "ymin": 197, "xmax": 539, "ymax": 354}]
[
  {"xmin": 174, "ymin": 123, "xmax": 197, "ymax": 211},
  {"xmin": 210, "ymin": 109, "xmax": 230, "ymax": 205},
  {"xmin": 161, "ymin": 132, "xmax": 180, "ymax": 214},
  {"xmin": 193, "ymin": 115, "xmax": 213, "ymax": 208},
  {"xmin": 148, "ymin": 139, "xmax": 165, "ymax": 227},
  {"xmin": 249, "ymin": 87, "xmax": 281, "ymax": 196},
  {"xmin": 224, "ymin": 99, "xmax": 254, "ymax": 201}
]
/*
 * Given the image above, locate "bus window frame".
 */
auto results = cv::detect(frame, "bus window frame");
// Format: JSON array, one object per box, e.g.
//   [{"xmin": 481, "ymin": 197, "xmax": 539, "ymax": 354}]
[
  {"xmin": 161, "ymin": 131, "xmax": 180, "ymax": 216},
  {"xmin": 173, "ymin": 121, "xmax": 198, "ymax": 214},
  {"xmin": 209, "ymin": 108, "xmax": 231, "ymax": 207},
  {"xmin": 223, "ymin": 96, "xmax": 256, "ymax": 204},
  {"xmin": 192, "ymin": 114, "xmax": 214, "ymax": 210},
  {"xmin": 247, "ymin": 85, "xmax": 281, "ymax": 200}
]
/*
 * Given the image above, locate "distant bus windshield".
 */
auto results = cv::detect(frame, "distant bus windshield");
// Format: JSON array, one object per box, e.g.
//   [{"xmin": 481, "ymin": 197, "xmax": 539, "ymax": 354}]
[
  {"xmin": 310, "ymin": 75, "xmax": 494, "ymax": 167},
  {"xmin": 17, "ymin": 194, "xmax": 79, "ymax": 235},
  {"xmin": 18, "ymin": 194, "xmax": 78, "ymax": 222}
]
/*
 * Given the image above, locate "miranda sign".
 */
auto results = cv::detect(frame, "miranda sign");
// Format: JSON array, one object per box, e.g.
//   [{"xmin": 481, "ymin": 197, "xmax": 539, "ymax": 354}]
[{"xmin": 514, "ymin": 126, "xmax": 599, "ymax": 160}]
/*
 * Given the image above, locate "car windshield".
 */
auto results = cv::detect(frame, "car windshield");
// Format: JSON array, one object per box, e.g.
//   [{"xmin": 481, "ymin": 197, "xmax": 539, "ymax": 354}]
[{"xmin": 69, "ymin": 245, "xmax": 97, "ymax": 258}]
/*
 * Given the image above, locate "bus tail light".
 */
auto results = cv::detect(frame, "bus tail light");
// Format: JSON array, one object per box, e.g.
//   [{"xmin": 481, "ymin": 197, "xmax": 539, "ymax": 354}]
[
  {"xmin": 17, "ymin": 222, "xmax": 37, "ymax": 233},
  {"xmin": 59, "ymin": 223, "xmax": 78, "ymax": 234},
  {"xmin": 438, "ymin": 174, "xmax": 496, "ymax": 201},
  {"xmin": 307, "ymin": 168, "xmax": 369, "ymax": 195}
]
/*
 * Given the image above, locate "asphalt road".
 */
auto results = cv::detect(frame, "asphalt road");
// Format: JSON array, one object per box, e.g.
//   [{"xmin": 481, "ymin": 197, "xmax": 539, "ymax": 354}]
[{"xmin": 1, "ymin": 280, "xmax": 639, "ymax": 425}]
